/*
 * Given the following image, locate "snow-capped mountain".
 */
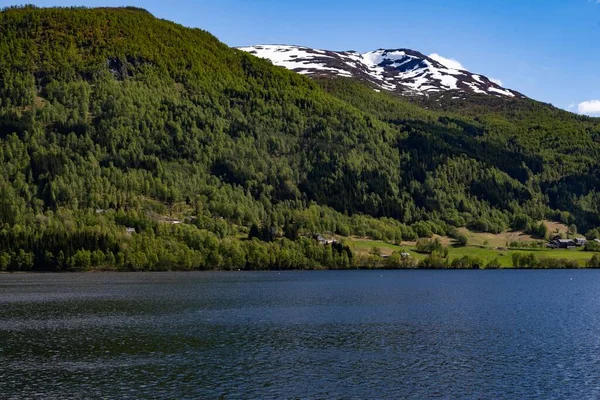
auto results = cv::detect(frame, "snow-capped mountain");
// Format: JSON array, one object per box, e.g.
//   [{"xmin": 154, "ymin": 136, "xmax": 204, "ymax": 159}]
[{"xmin": 239, "ymin": 45, "xmax": 524, "ymax": 99}]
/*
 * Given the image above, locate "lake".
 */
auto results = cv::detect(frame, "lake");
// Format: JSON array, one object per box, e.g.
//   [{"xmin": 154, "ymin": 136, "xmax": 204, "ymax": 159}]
[{"xmin": 1, "ymin": 270, "xmax": 600, "ymax": 399}]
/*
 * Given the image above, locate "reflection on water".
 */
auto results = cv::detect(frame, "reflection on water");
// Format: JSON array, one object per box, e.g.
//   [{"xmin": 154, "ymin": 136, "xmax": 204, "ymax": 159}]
[{"xmin": 1, "ymin": 271, "xmax": 599, "ymax": 399}]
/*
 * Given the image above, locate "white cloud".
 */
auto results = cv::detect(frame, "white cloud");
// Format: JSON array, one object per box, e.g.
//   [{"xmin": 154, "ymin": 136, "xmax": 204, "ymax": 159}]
[
  {"xmin": 428, "ymin": 53, "xmax": 466, "ymax": 71},
  {"xmin": 567, "ymin": 103, "xmax": 575, "ymax": 110},
  {"xmin": 578, "ymin": 100, "xmax": 600, "ymax": 115},
  {"xmin": 429, "ymin": 53, "xmax": 507, "ymax": 87}
]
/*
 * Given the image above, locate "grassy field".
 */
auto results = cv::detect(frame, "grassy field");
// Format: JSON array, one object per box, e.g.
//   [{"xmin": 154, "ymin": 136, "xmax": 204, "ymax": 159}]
[
  {"xmin": 349, "ymin": 239, "xmax": 407, "ymax": 255},
  {"xmin": 346, "ymin": 226, "xmax": 598, "ymax": 268},
  {"xmin": 442, "ymin": 246, "xmax": 596, "ymax": 267},
  {"xmin": 349, "ymin": 239, "xmax": 597, "ymax": 267}
]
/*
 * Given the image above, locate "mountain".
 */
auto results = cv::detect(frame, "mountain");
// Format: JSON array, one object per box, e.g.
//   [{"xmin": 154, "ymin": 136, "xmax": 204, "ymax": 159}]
[
  {"xmin": 1, "ymin": 6, "xmax": 600, "ymax": 272},
  {"xmin": 239, "ymin": 45, "xmax": 524, "ymax": 99}
]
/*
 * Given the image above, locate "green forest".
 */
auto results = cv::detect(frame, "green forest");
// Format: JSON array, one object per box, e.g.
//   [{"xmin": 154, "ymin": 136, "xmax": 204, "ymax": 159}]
[{"xmin": 1, "ymin": 5, "xmax": 600, "ymax": 271}]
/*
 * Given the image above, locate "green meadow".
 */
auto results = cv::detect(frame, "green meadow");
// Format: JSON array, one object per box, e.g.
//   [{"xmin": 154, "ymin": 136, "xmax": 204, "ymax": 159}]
[{"xmin": 348, "ymin": 238, "xmax": 599, "ymax": 268}]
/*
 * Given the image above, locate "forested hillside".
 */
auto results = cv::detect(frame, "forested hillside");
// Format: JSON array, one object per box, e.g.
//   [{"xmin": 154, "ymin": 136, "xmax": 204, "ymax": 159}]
[{"xmin": 1, "ymin": 6, "xmax": 599, "ymax": 271}]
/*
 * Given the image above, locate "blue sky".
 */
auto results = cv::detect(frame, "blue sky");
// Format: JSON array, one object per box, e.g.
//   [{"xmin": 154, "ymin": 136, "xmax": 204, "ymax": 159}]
[{"xmin": 3, "ymin": 0, "xmax": 600, "ymax": 114}]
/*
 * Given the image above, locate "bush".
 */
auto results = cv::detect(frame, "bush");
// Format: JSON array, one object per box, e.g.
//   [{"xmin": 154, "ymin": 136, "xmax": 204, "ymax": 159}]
[
  {"xmin": 587, "ymin": 254, "xmax": 600, "ymax": 268},
  {"xmin": 412, "ymin": 222, "xmax": 433, "ymax": 238},
  {"xmin": 415, "ymin": 238, "xmax": 443, "ymax": 254},
  {"xmin": 0, "ymin": 252, "xmax": 10, "ymax": 271},
  {"xmin": 530, "ymin": 222, "xmax": 548, "ymax": 239},
  {"xmin": 568, "ymin": 224, "xmax": 578, "ymax": 235},
  {"xmin": 470, "ymin": 218, "xmax": 491, "ymax": 232},
  {"xmin": 428, "ymin": 220, "xmax": 448, "ymax": 236},
  {"xmin": 538, "ymin": 258, "xmax": 579, "ymax": 269},
  {"xmin": 584, "ymin": 241, "xmax": 600, "ymax": 252},
  {"xmin": 385, "ymin": 253, "xmax": 418, "ymax": 269},
  {"xmin": 400, "ymin": 225, "xmax": 418, "ymax": 241},
  {"xmin": 450, "ymin": 255, "xmax": 483, "ymax": 269},
  {"xmin": 419, "ymin": 253, "xmax": 448, "ymax": 269},
  {"xmin": 586, "ymin": 228, "xmax": 600, "ymax": 240},
  {"xmin": 442, "ymin": 247, "xmax": 449, "ymax": 258},
  {"xmin": 512, "ymin": 214, "xmax": 532, "ymax": 231},
  {"xmin": 455, "ymin": 233, "xmax": 468, "ymax": 247},
  {"xmin": 485, "ymin": 258, "xmax": 501, "ymax": 269},
  {"xmin": 512, "ymin": 252, "xmax": 538, "ymax": 268},
  {"xmin": 371, "ymin": 247, "xmax": 382, "ymax": 257}
]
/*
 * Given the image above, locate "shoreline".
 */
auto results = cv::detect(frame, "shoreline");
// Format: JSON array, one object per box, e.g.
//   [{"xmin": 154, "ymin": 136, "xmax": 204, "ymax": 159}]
[{"xmin": 2, "ymin": 266, "xmax": 600, "ymax": 274}]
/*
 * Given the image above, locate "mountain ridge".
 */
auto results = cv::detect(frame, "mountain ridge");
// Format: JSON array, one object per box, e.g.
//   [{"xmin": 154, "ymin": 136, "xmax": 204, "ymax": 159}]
[{"xmin": 239, "ymin": 44, "xmax": 524, "ymax": 100}]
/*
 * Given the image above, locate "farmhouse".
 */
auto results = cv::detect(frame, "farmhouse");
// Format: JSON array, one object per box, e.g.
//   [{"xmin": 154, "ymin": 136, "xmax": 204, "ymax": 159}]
[
  {"xmin": 547, "ymin": 237, "xmax": 586, "ymax": 249},
  {"xmin": 314, "ymin": 235, "xmax": 339, "ymax": 245},
  {"xmin": 547, "ymin": 235, "xmax": 572, "ymax": 248}
]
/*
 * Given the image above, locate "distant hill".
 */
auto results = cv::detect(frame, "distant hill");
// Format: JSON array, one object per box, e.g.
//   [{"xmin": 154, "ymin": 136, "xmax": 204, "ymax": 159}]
[{"xmin": 0, "ymin": 6, "xmax": 599, "ymax": 271}]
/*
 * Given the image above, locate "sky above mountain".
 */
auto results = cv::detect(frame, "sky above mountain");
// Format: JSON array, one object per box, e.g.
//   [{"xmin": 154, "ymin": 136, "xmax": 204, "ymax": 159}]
[{"xmin": 5, "ymin": 0, "xmax": 599, "ymax": 116}]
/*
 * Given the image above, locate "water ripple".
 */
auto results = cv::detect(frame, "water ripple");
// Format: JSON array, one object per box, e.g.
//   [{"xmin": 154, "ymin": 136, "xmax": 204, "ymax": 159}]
[{"xmin": 1, "ymin": 270, "xmax": 600, "ymax": 399}]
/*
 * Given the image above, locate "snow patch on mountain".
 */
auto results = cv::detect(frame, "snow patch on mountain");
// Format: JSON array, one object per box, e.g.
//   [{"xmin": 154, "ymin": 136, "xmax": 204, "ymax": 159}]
[
  {"xmin": 488, "ymin": 87, "xmax": 515, "ymax": 97},
  {"xmin": 239, "ymin": 45, "xmax": 524, "ymax": 99},
  {"xmin": 238, "ymin": 45, "xmax": 352, "ymax": 77}
]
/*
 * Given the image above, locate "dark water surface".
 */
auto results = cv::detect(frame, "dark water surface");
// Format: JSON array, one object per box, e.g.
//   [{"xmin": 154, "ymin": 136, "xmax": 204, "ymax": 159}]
[{"xmin": 1, "ymin": 270, "xmax": 600, "ymax": 399}]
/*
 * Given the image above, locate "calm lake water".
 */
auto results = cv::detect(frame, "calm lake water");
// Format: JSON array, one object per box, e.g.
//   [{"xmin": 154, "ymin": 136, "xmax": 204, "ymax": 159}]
[{"xmin": 1, "ymin": 270, "xmax": 600, "ymax": 399}]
